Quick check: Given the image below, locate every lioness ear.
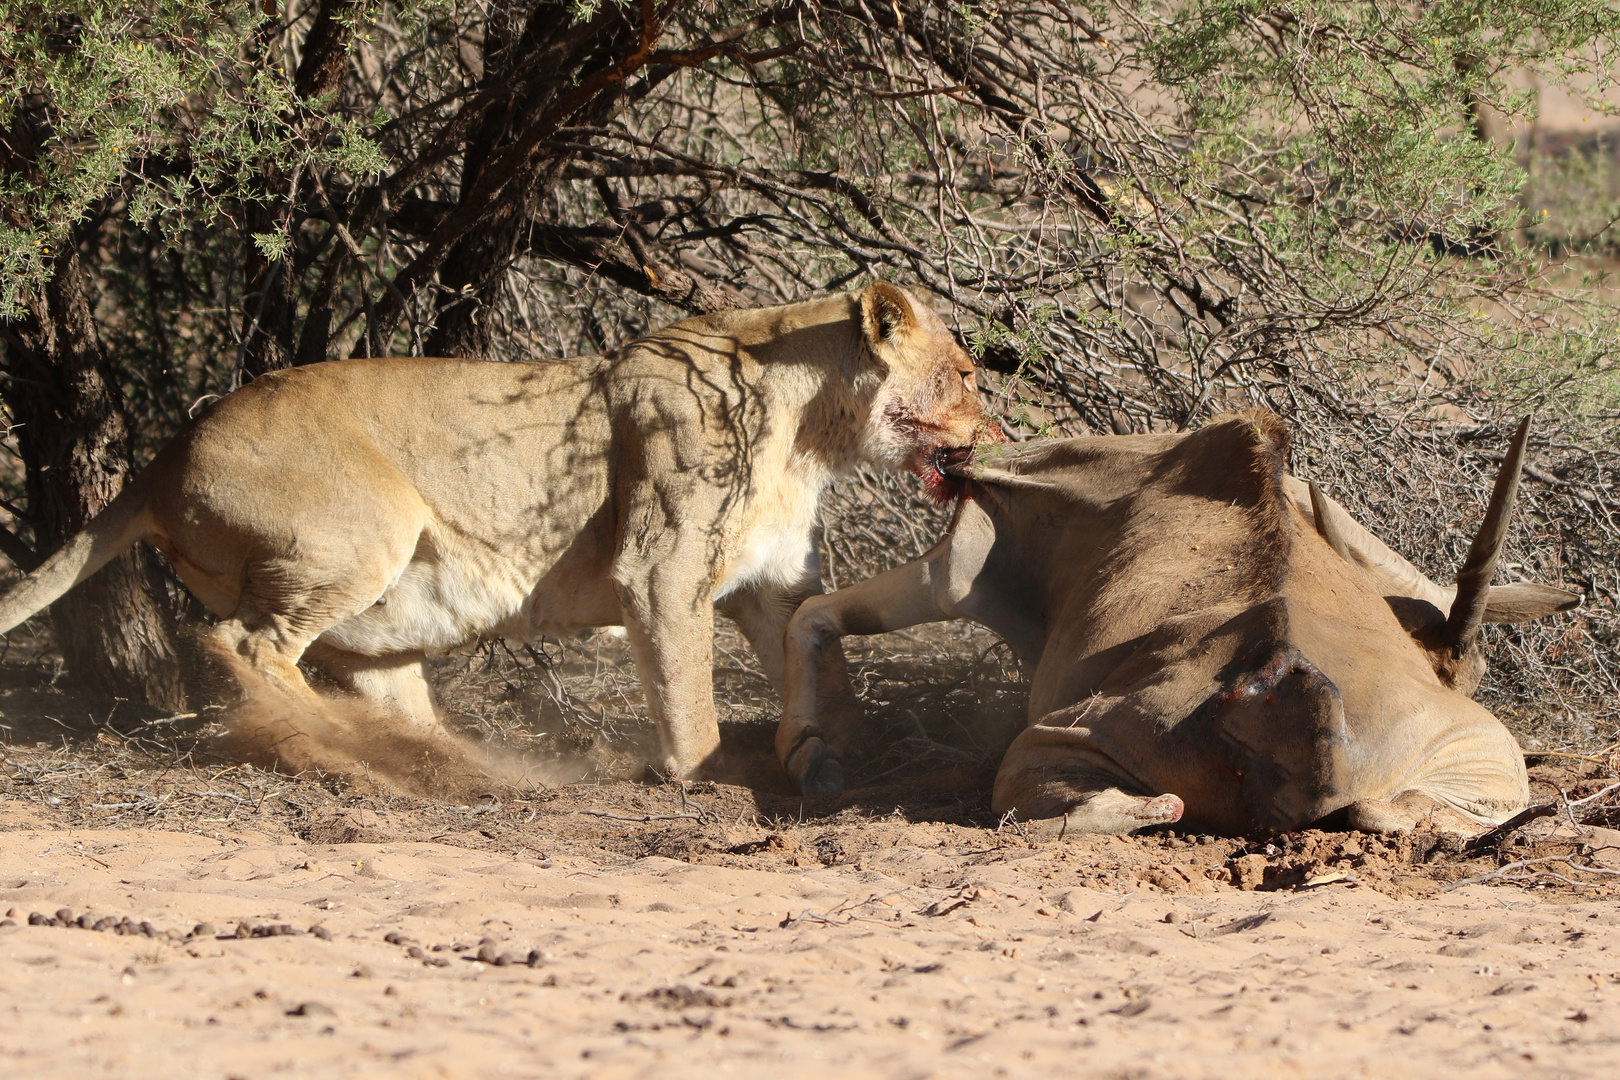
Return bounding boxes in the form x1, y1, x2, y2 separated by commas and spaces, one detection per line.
860, 282, 917, 348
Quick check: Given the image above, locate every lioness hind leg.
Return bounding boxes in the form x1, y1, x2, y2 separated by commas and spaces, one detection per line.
303, 643, 440, 732
209, 616, 322, 703
212, 621, 492, 796
207, 558, 409, 734
207, 614, 337, 773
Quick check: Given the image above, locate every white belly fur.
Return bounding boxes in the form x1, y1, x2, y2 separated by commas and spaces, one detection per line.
327, 523, 816, 654
325, 464, 828, 654
320, 531, 536, 656
714, 513, 818, 601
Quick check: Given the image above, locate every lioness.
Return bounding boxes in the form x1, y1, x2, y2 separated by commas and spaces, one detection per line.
0, 283, 990, 780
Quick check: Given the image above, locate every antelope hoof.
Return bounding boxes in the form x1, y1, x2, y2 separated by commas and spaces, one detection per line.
1136, 793, 1185, 823
787, 737, 845, 796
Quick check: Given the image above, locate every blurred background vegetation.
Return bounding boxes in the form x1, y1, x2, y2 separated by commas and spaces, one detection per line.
1, 0, 1616, 755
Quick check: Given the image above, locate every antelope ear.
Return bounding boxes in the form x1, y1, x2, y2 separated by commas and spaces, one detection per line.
1482, 582, 1583, 624
860, 282, 918, 347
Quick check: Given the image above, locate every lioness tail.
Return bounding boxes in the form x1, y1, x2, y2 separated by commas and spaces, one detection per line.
0, 488, 152, 635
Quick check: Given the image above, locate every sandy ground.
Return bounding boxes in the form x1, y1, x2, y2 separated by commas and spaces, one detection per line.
0, 621, 1616, 1078
3, 775, 1619, 1080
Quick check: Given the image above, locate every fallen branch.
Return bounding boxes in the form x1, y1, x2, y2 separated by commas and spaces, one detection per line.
1465, 779, 1620, 854
1464, 802, 1558, 853
1526, 750, 1620, 772
779, 909, 851, 928
1569, 780, 1620, 813
575, 810, 704, 823
1445, 856, 1620, 891
916, 888, 980, 917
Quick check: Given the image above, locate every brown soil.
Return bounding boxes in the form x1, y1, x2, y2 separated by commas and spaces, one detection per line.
2, 623, 1618, 1078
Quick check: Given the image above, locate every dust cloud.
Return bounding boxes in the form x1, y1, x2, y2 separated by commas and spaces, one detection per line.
213, 657, 596, 801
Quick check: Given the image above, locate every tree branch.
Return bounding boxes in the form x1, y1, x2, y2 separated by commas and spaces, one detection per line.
359, 1, 674, 353
295, 0, 364, 102
0, 522, 40, 571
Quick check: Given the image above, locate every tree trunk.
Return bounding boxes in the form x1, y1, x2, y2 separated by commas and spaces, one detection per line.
0, 239, 189, 711
424, 190, 533, 358
238, 220, 298, 378
237, 12, 298, 379
422, 1, 644, 357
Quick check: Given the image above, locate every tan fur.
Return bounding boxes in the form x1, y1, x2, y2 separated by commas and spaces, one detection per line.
779, 414, 1580, 835
0, 284, 989, 787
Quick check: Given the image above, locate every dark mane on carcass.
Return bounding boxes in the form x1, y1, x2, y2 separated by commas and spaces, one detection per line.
1119, 411, 1297, 606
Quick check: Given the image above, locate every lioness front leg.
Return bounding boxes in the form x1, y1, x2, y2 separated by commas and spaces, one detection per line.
615, 565, 723, 779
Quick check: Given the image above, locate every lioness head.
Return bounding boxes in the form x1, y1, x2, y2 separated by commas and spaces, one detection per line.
858, 282, 993, 500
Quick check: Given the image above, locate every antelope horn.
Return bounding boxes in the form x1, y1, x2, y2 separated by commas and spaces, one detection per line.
1307, 481, 1357, 566
1445, 416, 1531, 655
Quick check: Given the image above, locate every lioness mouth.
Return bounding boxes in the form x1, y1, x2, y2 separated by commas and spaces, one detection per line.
917, 444, 975, 503
939, 445, 977, 478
